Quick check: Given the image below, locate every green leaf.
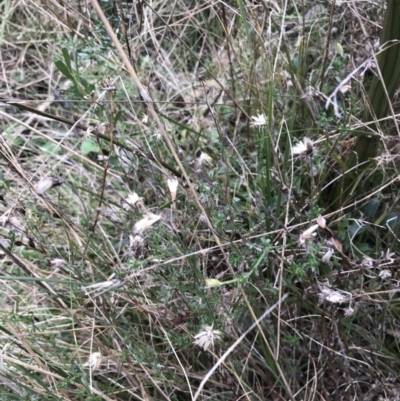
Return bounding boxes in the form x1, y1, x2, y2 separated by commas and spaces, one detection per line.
61, 47, 72, 71
0, 169, 10, 189
55, 60, 74, 81
348, 221, 365, 240
363, 198, 380, 219
19, 249, 46, 261
80, 139, 100, 154
336, 42, 344, 57
84, 83, 95, 94
114, 110, 122, 125
41, 142, 61, 155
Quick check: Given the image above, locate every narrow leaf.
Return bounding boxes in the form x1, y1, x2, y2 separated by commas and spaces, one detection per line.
55, 60, 74, 81
61, 47, 72, 71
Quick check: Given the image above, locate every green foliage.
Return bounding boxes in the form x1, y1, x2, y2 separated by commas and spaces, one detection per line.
55, 48, 95, 98
80, 138, 100, 155
1, 1, 400, 401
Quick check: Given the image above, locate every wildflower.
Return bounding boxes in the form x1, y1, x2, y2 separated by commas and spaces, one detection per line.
133, 212, 161, 233
361, 257, 374, 268
85, 126, 94, 138
81, 279, 122, 293
197, 151, 213, 167
205, 278, 222, 288
153, 130, 163, 141
50, 258, 66, 267
291, 137, 314, 156
250, 113, 267, 128
199, 214, 208, 224
97, 154, 109, 162
167, 178, 179, 201
36, 177, 64, 195
317, 215, 326, 228
318, 286, 349, 304
193, 325, 222, 351
83, 352, 102, 371
379, 269, 392, 279
129, 234, 145, 249
123, 192, 141, 209
382, 249, 395, 262
299, 224, 319, 245
322, 248, 334, 263
343, 306, 355, 317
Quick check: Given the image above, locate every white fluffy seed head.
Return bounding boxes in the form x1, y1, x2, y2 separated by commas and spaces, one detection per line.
299, 224, 319, 245
124, 192, 141, 209
36, 177, 64, 195
193, 325, 222, 351
250, 113, 267, 128
133, 212, 161, 233
167, 178, 179, 201
197, 152, 213, 167
83, 352, 103, 371
291, 137, 314, 156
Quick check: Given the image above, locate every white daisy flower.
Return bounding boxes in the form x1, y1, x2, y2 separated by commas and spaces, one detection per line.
83, 352, 102, 371
361, 257, 374, 268
379, 269, 392, 279
167, 178, 179, 201
133, 212, 161, 233
299, 224, 319, 245
317, 215, 326, 228
50, 258, 66, 267
318, 286, 349, 304
382, 249, 395, 262
193, 325, 222, 351
97, 155, 109, 162
250, 113, 267, 128
123, 192, 141, 209
343, 306, 355, 317
36, 177, 64, 195
197, 152, 213, 167
322, 248, 334, 263
291, 137, 314, 156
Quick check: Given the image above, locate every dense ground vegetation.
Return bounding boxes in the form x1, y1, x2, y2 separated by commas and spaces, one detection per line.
1, 0, 400, 400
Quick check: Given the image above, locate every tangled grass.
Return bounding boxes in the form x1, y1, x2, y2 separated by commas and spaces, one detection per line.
1, 0, 400, 400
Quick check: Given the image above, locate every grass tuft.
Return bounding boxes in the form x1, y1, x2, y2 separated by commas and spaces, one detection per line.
1, 0, 400, 400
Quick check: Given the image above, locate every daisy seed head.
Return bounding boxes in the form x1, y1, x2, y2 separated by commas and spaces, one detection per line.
291, 137, 314, 157
124, 192, 141, 209
133, 212, 161, 234
299, 224, 319, 245
250, 113, 267, 128
36, 177, 64, 195
167, 178, 179, 201
193, 325, 222, 351
83, 352, 103, 371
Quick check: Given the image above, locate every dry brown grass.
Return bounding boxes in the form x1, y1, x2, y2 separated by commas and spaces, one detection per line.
1, 1, 400, 400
